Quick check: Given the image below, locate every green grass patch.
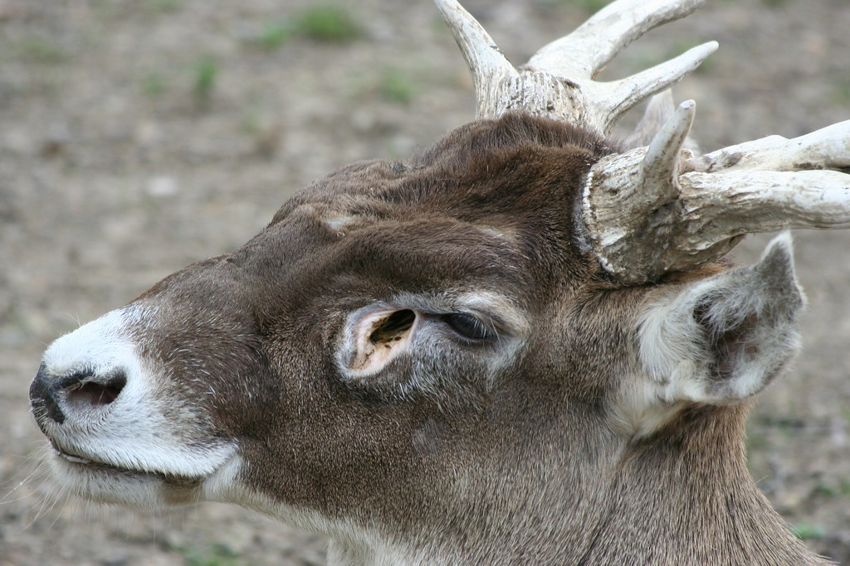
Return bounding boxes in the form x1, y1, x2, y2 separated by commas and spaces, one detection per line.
181, 543, 243, 566
257, 21, 294, 50
193, 56, 219, 103
792, 523, 826, 541
150, 0, 181, 12
832, 78, 850, 106
812, 483, 838, 500
293, 4, 361, 42
14, 36, 68, 64
745, 429, 768, 452
142, 72, 167, 97
378, 67, 417, 104
242, 106, 262, 135
573, 0, 611, 13
251, 4, 362, 49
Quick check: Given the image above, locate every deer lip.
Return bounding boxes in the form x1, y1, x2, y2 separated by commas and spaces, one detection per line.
55, 447, 93, 465
50, 441, 97, 465
49, 441, 203, 486
52, 443, 136, 475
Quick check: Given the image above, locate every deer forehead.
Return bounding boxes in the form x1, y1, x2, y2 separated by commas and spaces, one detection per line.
221, 142, 604, 312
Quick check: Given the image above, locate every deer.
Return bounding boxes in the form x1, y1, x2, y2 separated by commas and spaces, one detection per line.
27, 0, 850, 564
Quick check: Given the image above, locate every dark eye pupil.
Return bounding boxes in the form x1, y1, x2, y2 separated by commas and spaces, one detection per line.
443, 313, 491, 341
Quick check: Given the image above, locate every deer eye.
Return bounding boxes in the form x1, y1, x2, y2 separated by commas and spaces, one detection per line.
441, 313, 494, 341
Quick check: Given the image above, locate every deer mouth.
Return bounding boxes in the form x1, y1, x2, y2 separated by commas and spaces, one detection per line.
54, 445, 94, 465
50, 441, 204, 487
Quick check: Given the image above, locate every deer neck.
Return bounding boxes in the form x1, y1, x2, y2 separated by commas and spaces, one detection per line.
574, 404, 827, 566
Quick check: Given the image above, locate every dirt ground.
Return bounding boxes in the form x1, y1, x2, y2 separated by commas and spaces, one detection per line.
1, 0, 849, 564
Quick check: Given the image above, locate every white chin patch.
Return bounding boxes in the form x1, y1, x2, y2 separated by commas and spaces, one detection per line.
37, 305, 238, 503
44, 448, 179, 508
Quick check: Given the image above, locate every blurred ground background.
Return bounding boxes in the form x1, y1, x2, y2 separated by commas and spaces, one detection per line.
0, 0, 848, 564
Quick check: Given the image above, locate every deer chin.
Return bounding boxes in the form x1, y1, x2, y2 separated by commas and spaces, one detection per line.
41, 434, 238, 508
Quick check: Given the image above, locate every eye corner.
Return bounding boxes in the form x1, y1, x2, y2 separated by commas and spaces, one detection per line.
440, 312, 498, 342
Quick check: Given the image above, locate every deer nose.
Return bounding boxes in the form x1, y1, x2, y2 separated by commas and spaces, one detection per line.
30, 363, 127, 425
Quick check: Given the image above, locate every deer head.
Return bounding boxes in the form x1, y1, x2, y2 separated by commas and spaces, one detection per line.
29, 0, 847, 564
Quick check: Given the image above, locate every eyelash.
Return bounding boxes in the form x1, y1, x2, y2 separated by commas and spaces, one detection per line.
440, 313, 494, 341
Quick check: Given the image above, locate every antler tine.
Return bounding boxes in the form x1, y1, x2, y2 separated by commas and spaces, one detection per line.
434, 0, 519, 116
692, 120, 850, 173
673, 120, 850, 253
436, 0, 716, 134
588, 41, 717, 132
680, 169, 850, 233
528, 0, 709, 80
640, 100, 695, 202
584, 117, 850, 285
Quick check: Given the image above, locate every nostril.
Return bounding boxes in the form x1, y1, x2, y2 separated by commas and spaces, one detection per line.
66, 371, 126, 409
30, 365, 127, 425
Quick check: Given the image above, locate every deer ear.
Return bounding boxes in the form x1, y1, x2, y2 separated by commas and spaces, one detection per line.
638, 233, 805, 405
337, 306, 419, 380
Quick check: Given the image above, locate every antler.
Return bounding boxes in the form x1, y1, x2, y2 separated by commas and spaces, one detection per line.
435, 0, 717, 136
438, 0, 850, 285
584, 104, 850, 284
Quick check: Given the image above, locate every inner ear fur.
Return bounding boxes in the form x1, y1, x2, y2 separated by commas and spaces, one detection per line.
638, 233, 805, 406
